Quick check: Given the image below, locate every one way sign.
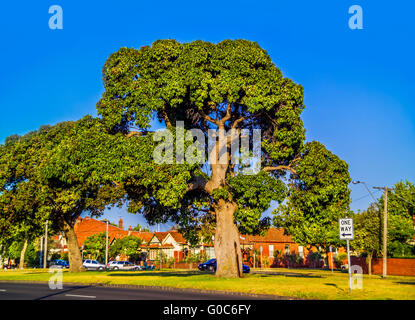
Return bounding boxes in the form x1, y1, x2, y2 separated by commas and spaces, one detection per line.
339, 218, 354, 240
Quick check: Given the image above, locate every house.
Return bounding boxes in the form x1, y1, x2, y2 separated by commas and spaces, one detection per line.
144, 230, 215, 261
239, 228, 312, 266
52, 217, 330, 268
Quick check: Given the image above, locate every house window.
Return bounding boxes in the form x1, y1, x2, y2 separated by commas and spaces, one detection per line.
269, 245, 274, 257
298, 246, 304, 258
284, 244, 290, 255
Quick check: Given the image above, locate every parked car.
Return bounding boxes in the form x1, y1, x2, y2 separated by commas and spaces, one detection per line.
198, 259, 250, 273
107, 260, 140, 271
83, 259, 106, 271
49, 259, 69, 269
2, 264, 17, 270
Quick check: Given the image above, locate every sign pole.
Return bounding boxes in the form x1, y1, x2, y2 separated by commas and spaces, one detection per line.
347, 239, 352, 292
339, 218, 354, 293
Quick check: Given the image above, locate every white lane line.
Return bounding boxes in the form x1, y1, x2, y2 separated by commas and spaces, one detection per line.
0, 289, 6, 292
65, 294, 96, 299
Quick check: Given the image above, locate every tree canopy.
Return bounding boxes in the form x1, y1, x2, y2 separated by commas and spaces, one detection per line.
95, 39, 351, 276
1, 39, 352, 277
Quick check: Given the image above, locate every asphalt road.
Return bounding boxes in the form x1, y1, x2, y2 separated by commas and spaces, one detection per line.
0, 282, 269, 300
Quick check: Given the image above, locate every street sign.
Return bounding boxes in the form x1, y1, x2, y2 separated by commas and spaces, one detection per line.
339, 218, 354, 240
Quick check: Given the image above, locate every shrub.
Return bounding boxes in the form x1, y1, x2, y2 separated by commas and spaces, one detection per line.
167, 257, 175, 268
337, 252, 348, 263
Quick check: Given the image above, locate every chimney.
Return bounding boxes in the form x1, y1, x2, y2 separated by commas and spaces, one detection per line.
119, 218, 123, 230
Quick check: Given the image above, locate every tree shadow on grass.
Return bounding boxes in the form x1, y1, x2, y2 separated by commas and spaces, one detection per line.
253, 271, 324, 278
107, 271, 207, 278
394, 281, 415, 285
324, 283, 345, 291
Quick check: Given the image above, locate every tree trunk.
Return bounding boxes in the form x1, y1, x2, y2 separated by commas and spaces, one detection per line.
214, 199, 242, 278
19, 239, 28, 269
63, 220, 85, 272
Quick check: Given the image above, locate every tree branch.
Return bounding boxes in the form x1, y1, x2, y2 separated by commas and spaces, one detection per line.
200, 111, 219, 126
125, 131, 144, 138
262, 165, 297, 175
219, 103, 232, 125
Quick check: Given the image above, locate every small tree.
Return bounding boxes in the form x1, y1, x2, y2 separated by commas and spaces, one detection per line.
83, 233, 107, 262
351, 205, 381, 275
109, 236, 142, 261
132, 224, 151, 232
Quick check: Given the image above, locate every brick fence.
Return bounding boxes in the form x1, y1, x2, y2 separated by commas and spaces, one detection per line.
350, 257, 415, 276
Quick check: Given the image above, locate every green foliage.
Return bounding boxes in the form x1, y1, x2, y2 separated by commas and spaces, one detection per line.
353, 180, 415, 258
183, 251, 207, 263
25, 241, 40, 268
5, 241, 23, 260
230, 171, 286, 234
274, 141, 351, 249
132, 224, 151, 232
166, 257, 176, 268
154, 251, 168, 265
337, 252, 348, 262
388, 241, 415, 258
351, 204, 381, 258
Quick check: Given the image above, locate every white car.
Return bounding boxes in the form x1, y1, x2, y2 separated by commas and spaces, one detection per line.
83, 259, 106, 271
107, 260, 139, 271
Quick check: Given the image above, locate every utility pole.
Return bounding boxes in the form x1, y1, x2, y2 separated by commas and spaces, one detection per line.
43, 220, 48, 269
373, 186, 390, 278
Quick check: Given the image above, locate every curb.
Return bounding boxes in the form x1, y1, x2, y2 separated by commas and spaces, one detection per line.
0, 279, 301, 300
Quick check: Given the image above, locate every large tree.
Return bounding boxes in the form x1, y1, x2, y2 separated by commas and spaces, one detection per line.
0, 118, 128, 272
96, 39, 351, 277
0, 132, 51, 268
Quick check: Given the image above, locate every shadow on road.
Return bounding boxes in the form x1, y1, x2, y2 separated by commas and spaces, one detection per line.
34, 285, 92, 300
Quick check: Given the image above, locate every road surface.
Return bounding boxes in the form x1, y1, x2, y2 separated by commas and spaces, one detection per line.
0, 282, 271, 300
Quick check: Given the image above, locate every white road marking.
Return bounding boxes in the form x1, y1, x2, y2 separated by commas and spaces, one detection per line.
0, 289, 6, 292
65, 294, 96, 299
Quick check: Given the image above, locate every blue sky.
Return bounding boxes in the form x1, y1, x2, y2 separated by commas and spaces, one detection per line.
1, 1, 414, 231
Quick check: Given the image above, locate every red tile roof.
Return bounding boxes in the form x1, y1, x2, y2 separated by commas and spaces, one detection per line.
154, 232, 169, 242
168, 230, 187, 244
74, 218, 294, 250
239, 228, 294, 244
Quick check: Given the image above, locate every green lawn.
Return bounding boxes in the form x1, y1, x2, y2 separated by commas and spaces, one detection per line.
0, 268, 414, 300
